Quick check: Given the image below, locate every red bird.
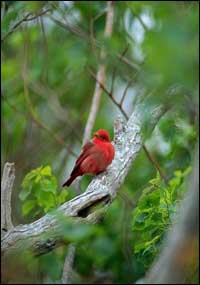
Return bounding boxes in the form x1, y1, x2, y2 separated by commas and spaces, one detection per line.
62, 129, 115, 187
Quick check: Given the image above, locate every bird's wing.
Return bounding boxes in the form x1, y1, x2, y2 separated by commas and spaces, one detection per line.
75, 141, 95, 166
69, 141, 95, 177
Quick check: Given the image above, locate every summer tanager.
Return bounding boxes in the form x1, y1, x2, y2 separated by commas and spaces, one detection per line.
62, 129, 115, 187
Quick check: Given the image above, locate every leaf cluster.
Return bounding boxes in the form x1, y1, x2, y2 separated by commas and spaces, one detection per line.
132, 166, 191, 268
19, 165, 68, 217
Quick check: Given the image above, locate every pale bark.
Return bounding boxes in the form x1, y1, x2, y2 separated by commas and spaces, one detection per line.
1, 162, 15, 233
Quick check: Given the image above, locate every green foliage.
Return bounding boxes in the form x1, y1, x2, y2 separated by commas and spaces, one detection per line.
19, 166, 68, 216
132, 166, 191, 268
2, 1, 198, 284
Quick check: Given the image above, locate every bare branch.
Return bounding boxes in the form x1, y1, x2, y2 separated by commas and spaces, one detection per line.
87, 67, 129, 120
110, 45, 130, 95
82, 1, 114, 144
117, 54, 140, 71
61, 244, 76, 284
126, 2, 149, 32
40, 16, 49, 82
120, 79, 133, 107
1, 163, 15, 233
48, 14, 87, 39
1, 9, 51, 42
1, 98, 164, 257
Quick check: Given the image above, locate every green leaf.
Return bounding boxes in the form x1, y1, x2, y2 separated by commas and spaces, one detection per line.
22, 200, 36, 216
21, 167, 42, 189
36, 191, 56, 213
19, 185, 32, 201
35, 175, 41, 183
174, 170, 182, 177
57, 190, 68, 205
40, 165, 52, 176
135, 212, 147, 223
182, 166, 192, 177
41, 177, 57, 194
169, 177, 181, 187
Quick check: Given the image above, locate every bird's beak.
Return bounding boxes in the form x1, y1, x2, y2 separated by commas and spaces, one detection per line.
94, 132, 100, 138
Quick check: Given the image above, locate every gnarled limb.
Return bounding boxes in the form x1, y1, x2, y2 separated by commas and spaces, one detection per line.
1, 102, 164, 257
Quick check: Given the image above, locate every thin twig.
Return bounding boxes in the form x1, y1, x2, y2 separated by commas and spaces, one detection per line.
118, 192, 135, 208
48, 14, 87, 39
117, 54, 140, 71
120, 79, 133, 106
1, 9, 51, 42
126, 2, 149, 32
1, 93, 26, 117
110, 68, 117, 96
90, 16, 96, 53
143, 144, 168, 184
40, 16, 49, 82
110, 45, 130, 95
87, 66, 129, 120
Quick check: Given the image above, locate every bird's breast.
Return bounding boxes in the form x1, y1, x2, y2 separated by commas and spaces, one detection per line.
80, 142, 115, 174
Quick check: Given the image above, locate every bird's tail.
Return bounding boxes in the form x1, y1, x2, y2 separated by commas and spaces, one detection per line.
62, 164, 82, 187
62, 174, 78, 187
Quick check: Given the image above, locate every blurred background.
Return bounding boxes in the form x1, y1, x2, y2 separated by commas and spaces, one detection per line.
1, 1, 199, 284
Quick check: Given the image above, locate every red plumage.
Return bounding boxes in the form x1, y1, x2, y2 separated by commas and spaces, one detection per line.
62, 129, 115, 187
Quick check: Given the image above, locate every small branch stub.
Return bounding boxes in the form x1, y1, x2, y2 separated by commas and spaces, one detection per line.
1, 162, 15, 233
61, 244, 76, 284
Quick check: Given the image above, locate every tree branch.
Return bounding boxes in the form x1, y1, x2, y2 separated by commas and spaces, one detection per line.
88, 66, 168, 182
1, 163, 15, 233
1, 97, 166, 258
87, 66, 129, 120
1, 94, 166, 257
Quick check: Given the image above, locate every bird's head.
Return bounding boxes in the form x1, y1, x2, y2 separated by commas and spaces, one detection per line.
94, 129, 110, 142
